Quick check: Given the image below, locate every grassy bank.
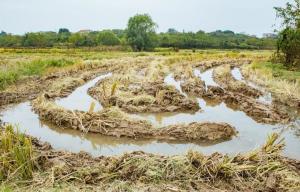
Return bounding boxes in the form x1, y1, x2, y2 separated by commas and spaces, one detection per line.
249, 62, 300, 82
242, 61, 300, 107
0, 48, 130, 90
0, 58, 76, 90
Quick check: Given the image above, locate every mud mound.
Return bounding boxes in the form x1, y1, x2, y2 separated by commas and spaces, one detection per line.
213, 65, 262, 98
203, 86, 291, 124
89, 77, 200, 113
181, 77, 206, 96
205, 85, 226, 98
224, 93, 291, 124
32, 95, 154, 138
194, 59, 252, 70
159, 122, 236, 141
45, 77, 85, 98
31, 95, 236, 142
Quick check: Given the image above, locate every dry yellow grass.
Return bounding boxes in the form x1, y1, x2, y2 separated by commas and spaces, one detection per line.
242, 63, 300, 106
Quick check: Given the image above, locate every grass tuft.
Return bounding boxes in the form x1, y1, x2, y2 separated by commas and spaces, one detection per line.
0, 125, 34, 181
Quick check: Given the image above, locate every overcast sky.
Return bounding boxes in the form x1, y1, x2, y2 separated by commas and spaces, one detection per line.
0, 0, 291, 36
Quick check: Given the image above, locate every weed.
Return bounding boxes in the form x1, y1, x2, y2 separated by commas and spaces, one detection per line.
111, 81, 118, 96
0, 125, 34, 181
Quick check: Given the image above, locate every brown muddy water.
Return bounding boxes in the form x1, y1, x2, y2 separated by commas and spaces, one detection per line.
1, 71, 300, 159
55, 73, 112, 112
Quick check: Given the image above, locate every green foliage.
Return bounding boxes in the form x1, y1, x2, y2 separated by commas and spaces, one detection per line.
0, 71, 19, 90
0, 16, 276, 50
276, 28, 300, 67
58, 28, 71, 43
97, 31, 121, 46
126, 14, 158, 51
0, 34, 22, 47
158, 30, 275, 50
69, 33, 96, 47
58, 28, 70, 34
0, 29, 275, 50
20, 59, 74, 76
0, 125, 34, 181
22, 32, 57, 47
274, 0, 300, 68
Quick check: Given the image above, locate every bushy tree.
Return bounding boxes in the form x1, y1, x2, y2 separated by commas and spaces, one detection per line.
126, 14, 158, 51
22, 32, 57, 47
97, 31, 121, 46
58, 28, 71, 42
0, 34, 22, 47
274, 0, 300, 68
68, 33, 96, 47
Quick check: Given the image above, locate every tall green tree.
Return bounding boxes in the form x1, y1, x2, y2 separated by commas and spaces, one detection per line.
274, 0, 300, 68
126, 14, 157, 51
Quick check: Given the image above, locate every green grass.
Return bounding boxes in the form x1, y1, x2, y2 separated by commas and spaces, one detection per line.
0, 59, 75, 90
20, 59, 74, 76
250, 61, 300, 82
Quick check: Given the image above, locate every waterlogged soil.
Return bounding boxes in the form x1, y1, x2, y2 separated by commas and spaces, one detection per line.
0, 59, 300, 159
55, 73, 112, 112
1, 66, 300, 160
231, 67, 272, 105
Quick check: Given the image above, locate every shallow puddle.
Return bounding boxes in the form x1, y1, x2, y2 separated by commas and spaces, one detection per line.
194, 69, 218, 89
232, 67, 272, 105
231, 67, 244, 81
164, 74, 186, 96
1, 72, 300, 159
55, 73, 112, 112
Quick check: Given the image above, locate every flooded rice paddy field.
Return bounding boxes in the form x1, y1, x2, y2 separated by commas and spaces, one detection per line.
1, 56, 299, 159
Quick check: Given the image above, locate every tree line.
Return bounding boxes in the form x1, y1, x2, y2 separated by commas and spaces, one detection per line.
0, 26, 276, 50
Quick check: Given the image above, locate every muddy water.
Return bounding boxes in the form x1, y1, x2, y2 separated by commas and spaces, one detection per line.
164, 74, 186, 96
1, 72, 300, 159
135, 70, 300, 159
55, 73, 112, 112
231, 67, 272, 105
194, 69, 218, 89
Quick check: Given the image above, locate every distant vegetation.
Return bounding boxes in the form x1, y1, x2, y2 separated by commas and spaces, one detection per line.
0, 20, 276, 50
126, 14, 158, 51
274, 0, 300, 68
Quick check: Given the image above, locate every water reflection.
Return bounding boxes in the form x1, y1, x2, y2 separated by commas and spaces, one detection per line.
55, 73, 112, 112
0, 71, 299, 159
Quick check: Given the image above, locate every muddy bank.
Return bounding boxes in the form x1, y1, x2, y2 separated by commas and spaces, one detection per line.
159, 122, 236, 142
213, 64, 263, 98
168, 65, 290, 124
31, 95, 236, 142
193, 58, 252, 70
241, 66, 300, 109
88, 75, 200, 113
204, 85, 290, 124
11, 130, 300, 191
181, 77, 206, 96
32, 95, 153, 138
